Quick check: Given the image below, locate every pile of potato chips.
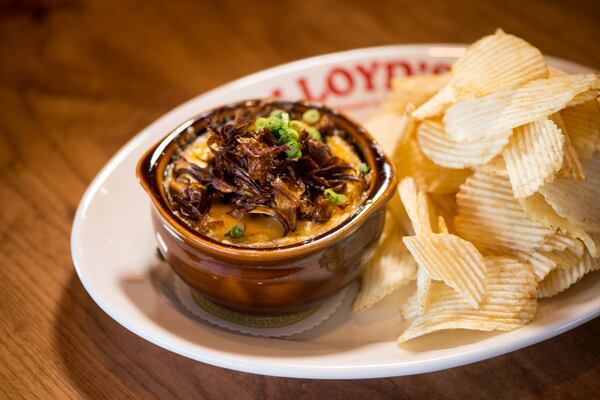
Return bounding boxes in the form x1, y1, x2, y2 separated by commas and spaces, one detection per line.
353, 29, 600, 344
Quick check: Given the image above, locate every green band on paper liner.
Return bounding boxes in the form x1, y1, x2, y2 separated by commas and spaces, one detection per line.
191, 289, 319, 329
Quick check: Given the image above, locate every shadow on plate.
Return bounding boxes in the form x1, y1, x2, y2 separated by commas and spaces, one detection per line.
118, 261, 354, 357
116, 259, 514, 355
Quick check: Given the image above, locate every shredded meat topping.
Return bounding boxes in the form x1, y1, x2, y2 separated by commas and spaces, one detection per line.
166, 106, 364, 234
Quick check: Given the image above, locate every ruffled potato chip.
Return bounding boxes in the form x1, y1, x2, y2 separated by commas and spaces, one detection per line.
413, 29, 548, 120
472, 155, 508, 176
548, 66, 567, 78
412, 85, 456, 121
560, 100, 600, 164
518, 250, 557, 282
444, 74, 600, 143
437, 215, 449, 234
550, 113, 585, 180
403, 233, 487, 309
455, 172, 554, 252
560, 134, 586, 180
385, 73, 451, 114
568, 89, 600, 108
538, 231, 582, 252
450, 29, 548, 95
518, 240, 583, 281
386, 192, 415, 237
540, 155, 600, 233
415, 267, 433, 314
520, 193, 598, 258
353, 211, 417, 312
398, 256, 537, 343
418, 119, 510, 169
397, 179, 471, 314
538, 251, 600, 298
398, 177, 436, 235
394, 133, 471, 195
364, 109, 414, 156
391, 73, 452, 97
503, 119, 564, 198
548, 245, 584, 268
351, 29, 598, 343
429, 193, 458, 232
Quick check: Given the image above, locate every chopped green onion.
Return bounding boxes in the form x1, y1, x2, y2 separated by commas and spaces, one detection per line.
270, 109, 289, 125
323, 189, 348, 205
306, 127, 321, 140
265, 115, 283, 131
286, 127, 299, 141
289, 120, 304, 132
285, 141, 302, 158
359, 162, 370, 174
277, 127, 299, 144
302, 109, 321, 125
255, 117, 267, 132
224, 224, 245, 239
276, 130, 288, 144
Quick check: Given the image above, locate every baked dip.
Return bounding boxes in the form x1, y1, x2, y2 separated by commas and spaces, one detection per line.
163, 102, 372, 247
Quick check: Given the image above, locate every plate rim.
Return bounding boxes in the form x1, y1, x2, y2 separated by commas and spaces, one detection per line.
71, 43, 598, 379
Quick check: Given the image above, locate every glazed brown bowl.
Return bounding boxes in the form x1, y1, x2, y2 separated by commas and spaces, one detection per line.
137, 99, 397, 314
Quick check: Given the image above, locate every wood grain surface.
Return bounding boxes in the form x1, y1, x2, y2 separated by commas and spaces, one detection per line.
1, 0, 599, 398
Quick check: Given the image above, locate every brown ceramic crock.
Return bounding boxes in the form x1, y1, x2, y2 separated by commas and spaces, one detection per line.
137, 99, 397, 314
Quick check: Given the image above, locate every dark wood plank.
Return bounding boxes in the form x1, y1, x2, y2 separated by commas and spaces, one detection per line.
1, 0, 599, 398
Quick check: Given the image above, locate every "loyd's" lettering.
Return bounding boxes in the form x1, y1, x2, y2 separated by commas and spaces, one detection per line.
270, 59, 450, 100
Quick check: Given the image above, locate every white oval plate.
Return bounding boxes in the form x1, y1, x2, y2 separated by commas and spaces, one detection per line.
71, 44, 600, 379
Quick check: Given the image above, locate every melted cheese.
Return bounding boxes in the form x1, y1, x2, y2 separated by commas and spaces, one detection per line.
175, 133, 368, 248
182, 133, 213, 168
203, 200, 362, 248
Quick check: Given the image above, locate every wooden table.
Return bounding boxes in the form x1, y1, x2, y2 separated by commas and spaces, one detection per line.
1, 0, 599, 398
